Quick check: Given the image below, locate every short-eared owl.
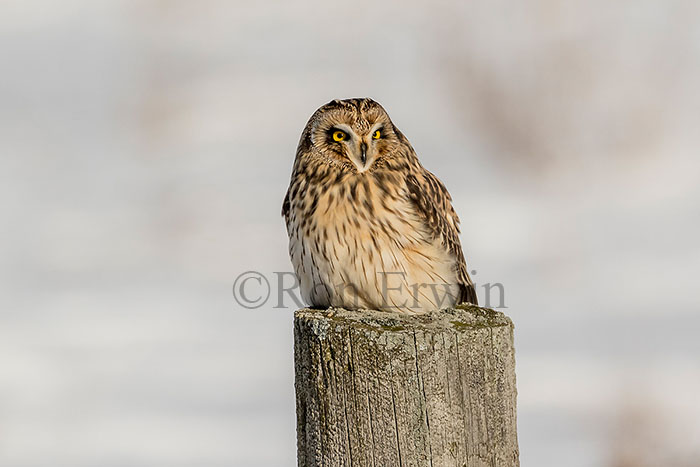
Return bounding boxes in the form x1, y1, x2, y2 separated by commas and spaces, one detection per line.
283, 98, 477, 313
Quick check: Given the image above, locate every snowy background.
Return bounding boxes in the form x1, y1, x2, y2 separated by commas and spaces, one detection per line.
1, 1, 699, 466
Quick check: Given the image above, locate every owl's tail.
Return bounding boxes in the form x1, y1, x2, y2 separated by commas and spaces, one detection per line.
460, 283, 479, 306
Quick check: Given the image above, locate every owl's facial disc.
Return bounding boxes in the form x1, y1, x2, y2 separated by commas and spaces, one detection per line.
328, 122, 384, 173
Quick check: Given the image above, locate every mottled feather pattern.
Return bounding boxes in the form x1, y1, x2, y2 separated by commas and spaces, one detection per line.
405, 170, 478, 305
283, 98, 477, 313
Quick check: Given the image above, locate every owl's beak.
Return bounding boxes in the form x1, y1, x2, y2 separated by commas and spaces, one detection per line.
360, 142, 367, 165
349, 140, 372, 172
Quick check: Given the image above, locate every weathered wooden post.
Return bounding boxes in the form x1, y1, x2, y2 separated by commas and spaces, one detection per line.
294, 304, 519, 467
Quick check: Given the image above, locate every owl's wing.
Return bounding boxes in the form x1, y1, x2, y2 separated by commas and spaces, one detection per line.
282, 187, 290, 220
406, 169, 478, 305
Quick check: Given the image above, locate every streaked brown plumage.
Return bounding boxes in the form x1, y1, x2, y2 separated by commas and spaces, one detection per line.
283, 98, 477, 313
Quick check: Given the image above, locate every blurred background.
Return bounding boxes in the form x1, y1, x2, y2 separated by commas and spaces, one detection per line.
1, 1, 699, 466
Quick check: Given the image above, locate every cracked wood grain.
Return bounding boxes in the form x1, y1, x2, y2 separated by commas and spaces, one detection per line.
294, 305, 519, 467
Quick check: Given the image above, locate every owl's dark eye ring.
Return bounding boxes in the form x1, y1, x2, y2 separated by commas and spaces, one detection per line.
332, 130, 347, 142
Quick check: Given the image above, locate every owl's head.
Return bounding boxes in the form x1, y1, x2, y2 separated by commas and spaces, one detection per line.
299, 98, 406, 173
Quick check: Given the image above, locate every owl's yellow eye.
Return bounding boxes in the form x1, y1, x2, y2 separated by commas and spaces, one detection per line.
373, 130, 381, 139
332, 131, 347, 142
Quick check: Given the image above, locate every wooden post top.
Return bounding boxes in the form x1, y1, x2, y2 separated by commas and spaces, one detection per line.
294, 304, 513, 333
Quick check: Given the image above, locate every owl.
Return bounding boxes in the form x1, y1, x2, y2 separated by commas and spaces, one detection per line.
282, 98, 477, 313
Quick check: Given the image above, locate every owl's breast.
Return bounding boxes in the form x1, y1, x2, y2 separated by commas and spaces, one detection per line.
287, 171, 460, 313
